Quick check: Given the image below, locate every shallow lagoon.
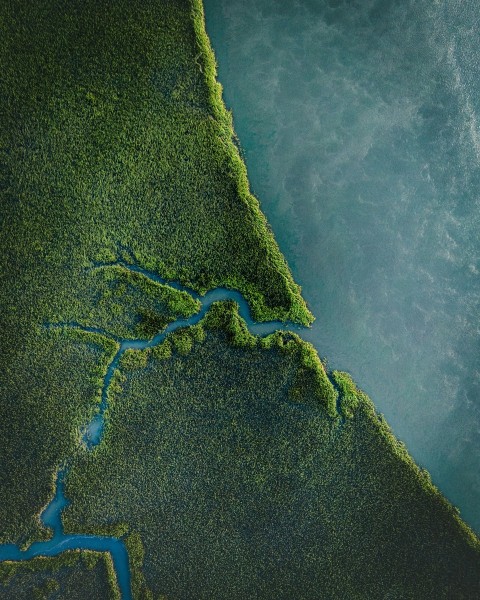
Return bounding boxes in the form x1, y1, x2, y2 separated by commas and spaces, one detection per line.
204, 0, 480, 530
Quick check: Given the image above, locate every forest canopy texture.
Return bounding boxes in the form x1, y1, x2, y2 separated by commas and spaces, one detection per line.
0, 0, 479, 599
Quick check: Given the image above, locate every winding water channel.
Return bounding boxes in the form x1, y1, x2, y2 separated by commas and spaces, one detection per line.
0, 262, 308, 599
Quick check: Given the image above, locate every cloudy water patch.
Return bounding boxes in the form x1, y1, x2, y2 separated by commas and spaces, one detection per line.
204, 0, 480, 529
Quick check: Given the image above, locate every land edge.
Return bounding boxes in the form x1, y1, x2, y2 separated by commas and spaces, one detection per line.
58, 300, 480, 598
189, 0, 313, 326
1, 0, 478, 595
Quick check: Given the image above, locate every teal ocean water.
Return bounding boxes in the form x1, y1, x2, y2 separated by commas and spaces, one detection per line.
204, 0, 480, 530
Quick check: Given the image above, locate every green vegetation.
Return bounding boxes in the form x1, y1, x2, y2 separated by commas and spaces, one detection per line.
0, 0, 310, 323
0, 329, 115, 545
0, 551, 120, 599
75, 265, 201, 339
64, 304, 480, 599
332, 370, 360, 419
0, 0, 310, 546
2, 0, 480, 597
202, 301, 338, 415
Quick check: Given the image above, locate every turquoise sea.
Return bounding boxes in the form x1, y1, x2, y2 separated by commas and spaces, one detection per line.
204, 0, 480, 531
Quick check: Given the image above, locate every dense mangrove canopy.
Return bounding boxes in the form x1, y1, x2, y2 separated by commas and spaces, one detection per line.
1, 0, 479, 598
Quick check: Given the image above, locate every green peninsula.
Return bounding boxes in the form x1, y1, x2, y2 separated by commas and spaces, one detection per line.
0, 0, 479, 599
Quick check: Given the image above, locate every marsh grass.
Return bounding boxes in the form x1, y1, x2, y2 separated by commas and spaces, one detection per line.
0, 551, 120, 600
64, 303, 480, 599
0, 0, 310, 544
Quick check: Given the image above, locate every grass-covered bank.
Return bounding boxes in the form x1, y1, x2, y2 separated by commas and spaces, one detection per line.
0, 0, 310, 323
0, 329, 117, 545
0, 0, 310, 545
0, 550, 120, 599
64, 304, 480, 599
2, 0, 480, 597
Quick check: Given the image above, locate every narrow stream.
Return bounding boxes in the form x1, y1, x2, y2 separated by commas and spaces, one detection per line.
0, 469, 131, 598
0, 262, 309, 599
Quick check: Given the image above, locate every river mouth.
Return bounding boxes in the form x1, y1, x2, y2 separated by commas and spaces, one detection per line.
3, 3, 479, 592
203, 0, 480, 532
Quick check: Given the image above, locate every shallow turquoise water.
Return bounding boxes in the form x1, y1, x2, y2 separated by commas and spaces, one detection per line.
204, 0, 480, 530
